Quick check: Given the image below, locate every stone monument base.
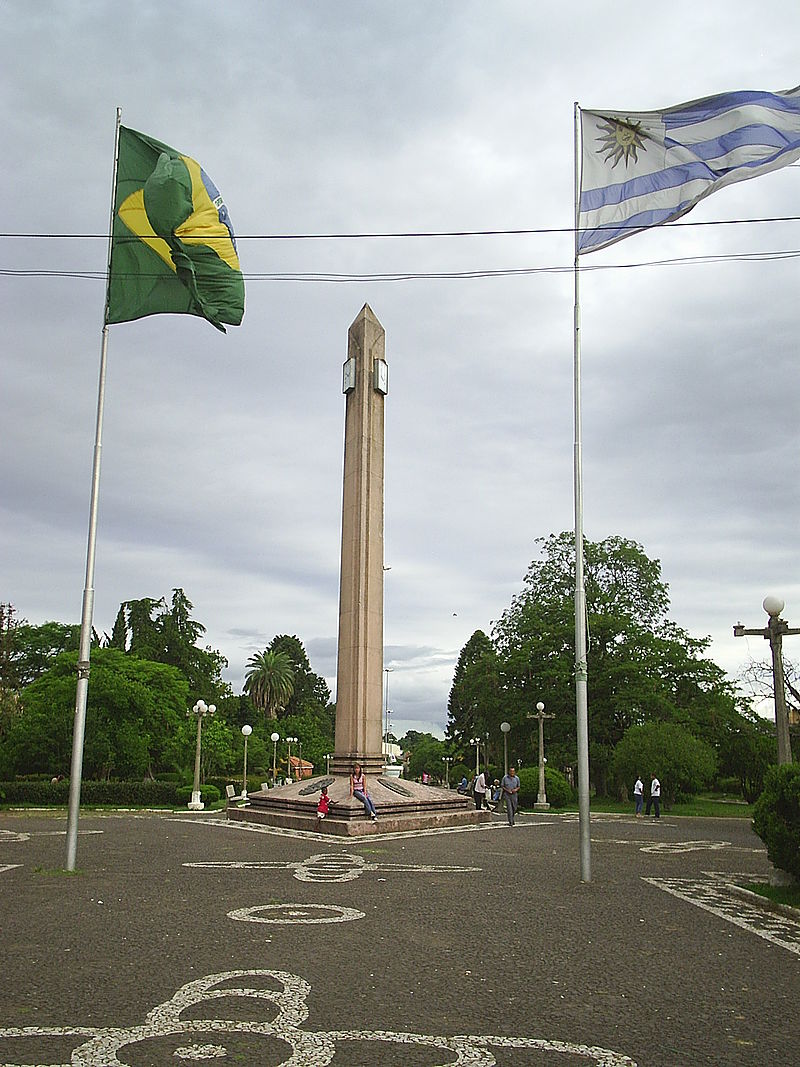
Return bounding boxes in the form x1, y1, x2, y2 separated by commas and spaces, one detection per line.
226, 774, 491, 836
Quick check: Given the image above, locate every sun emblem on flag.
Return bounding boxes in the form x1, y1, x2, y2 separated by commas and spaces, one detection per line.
596, 117, 647, 168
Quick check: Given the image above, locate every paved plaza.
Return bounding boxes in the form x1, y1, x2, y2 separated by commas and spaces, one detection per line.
0, 807, 797, 1066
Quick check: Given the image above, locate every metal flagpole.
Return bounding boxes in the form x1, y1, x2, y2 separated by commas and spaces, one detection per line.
65, 107, 122, 871
573, 102, 591, 882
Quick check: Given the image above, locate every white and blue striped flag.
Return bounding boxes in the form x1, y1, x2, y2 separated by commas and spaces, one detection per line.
578, 86, 800, 254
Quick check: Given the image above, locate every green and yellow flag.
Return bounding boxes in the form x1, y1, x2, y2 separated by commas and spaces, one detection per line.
107, 126, 244, 332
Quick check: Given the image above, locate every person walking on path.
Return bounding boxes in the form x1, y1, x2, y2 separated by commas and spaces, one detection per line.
350, 763, 378, 820
645, 773, 661, 818
473, 768, 488, 810
634, 775, 644, 816
501, 766, 521, 825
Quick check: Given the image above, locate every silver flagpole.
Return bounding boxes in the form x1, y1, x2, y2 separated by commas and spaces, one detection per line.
573, 102, 591, 882
65, 107, 122, 871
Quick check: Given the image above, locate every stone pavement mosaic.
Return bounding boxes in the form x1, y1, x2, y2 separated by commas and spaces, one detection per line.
644, 871, 800, 956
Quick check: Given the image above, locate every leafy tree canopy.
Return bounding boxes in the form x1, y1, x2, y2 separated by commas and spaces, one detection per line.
1, 603, 82, 690
243, 649, 295, 720
104, 589, 228, 703
398, 732, 447, 781
3, 648, 188, 780
610, 721, 718, 804
448, 533, 743, 795
271, 709, 334, 779
268, 634, 333, 726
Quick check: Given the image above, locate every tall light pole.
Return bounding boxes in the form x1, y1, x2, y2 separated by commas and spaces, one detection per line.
469, 737, 481, 778
383, 667, 394, 765
442, 756, 453, 787
286, 736, 298, 781
187, 700, 215, 810
734, 596, 799, 765
270, 731, 280, 786
531, 701, 555, 810
500, 722, 511, 778
240, 725, 252, 800
325, 752, 332, 775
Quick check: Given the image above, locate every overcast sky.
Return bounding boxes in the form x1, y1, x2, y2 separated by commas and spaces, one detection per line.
2, 1, 798, 740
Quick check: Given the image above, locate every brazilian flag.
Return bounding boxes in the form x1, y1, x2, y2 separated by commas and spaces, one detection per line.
107, 126, 244, 333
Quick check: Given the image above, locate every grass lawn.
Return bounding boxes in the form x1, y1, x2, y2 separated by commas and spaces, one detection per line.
743, 881, 800, 910
550, 795, 754, 819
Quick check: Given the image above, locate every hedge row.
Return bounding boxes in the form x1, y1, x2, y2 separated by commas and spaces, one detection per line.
0, 780, 220, 807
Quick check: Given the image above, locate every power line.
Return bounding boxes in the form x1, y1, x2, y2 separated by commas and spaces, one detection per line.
3, 246, 800, 283
2, 214, 800, 242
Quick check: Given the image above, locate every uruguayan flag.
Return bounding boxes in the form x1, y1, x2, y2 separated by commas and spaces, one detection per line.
578, 86, 800, 254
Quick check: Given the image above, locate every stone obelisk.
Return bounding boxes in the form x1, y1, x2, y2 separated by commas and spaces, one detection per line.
229, 305, 481, 834
331, 304, 387, 776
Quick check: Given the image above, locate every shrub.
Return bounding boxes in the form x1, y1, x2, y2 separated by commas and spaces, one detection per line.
156, 771, 182, 784
543, 767, 574, 807
175, 784, 221, 805
206, 776, 237, 795
610, 721, 717, 805
752, 763, 800, 879
517, 766, 574, 808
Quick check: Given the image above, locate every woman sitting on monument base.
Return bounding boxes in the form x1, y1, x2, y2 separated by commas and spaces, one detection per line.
350, 763, 378, 820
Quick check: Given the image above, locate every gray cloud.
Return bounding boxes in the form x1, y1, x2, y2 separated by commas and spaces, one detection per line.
3, 1, 799, 741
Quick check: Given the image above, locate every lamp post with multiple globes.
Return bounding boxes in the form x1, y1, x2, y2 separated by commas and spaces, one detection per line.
187, 700, 216, 811
241, 725, 252, 800
285, 736, 298, 782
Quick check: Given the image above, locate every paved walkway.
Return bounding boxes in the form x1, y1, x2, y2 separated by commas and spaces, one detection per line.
0, 808, 797, 1066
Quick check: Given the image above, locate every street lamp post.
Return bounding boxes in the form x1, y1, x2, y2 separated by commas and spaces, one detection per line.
442, 756, 453, 787
531, 701, 555, 810
500, 722, 511, 778
270, 731, 280, 786
241, 725, 252, 800
187, 700, 216, 810
734, 596, 799, 765
469, 737, 481, 778
285, 736, 298, 781
383, 667, 394, 766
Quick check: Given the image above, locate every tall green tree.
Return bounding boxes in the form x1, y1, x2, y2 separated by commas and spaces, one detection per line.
0, 603, 22, 750
104, 589, 228, 703
406, 734, 447, 782
5, 649, 188, 779
610, 721, 717, 805
1, 614, 82, 689
272, 709, 334, 778
457, 532, 740, 795
243, 649, 295, 720
717, 710, 777, 802
268, 634, 332, 727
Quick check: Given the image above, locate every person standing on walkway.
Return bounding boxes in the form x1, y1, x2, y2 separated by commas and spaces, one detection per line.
634, 775, 644, 816
501, 765, 521, 825
350, 763, 378, 820
645, 773, 661, 818
473, 767, 487, 810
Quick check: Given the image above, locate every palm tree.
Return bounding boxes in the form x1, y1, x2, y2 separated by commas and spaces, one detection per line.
243, 649, 295, 719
